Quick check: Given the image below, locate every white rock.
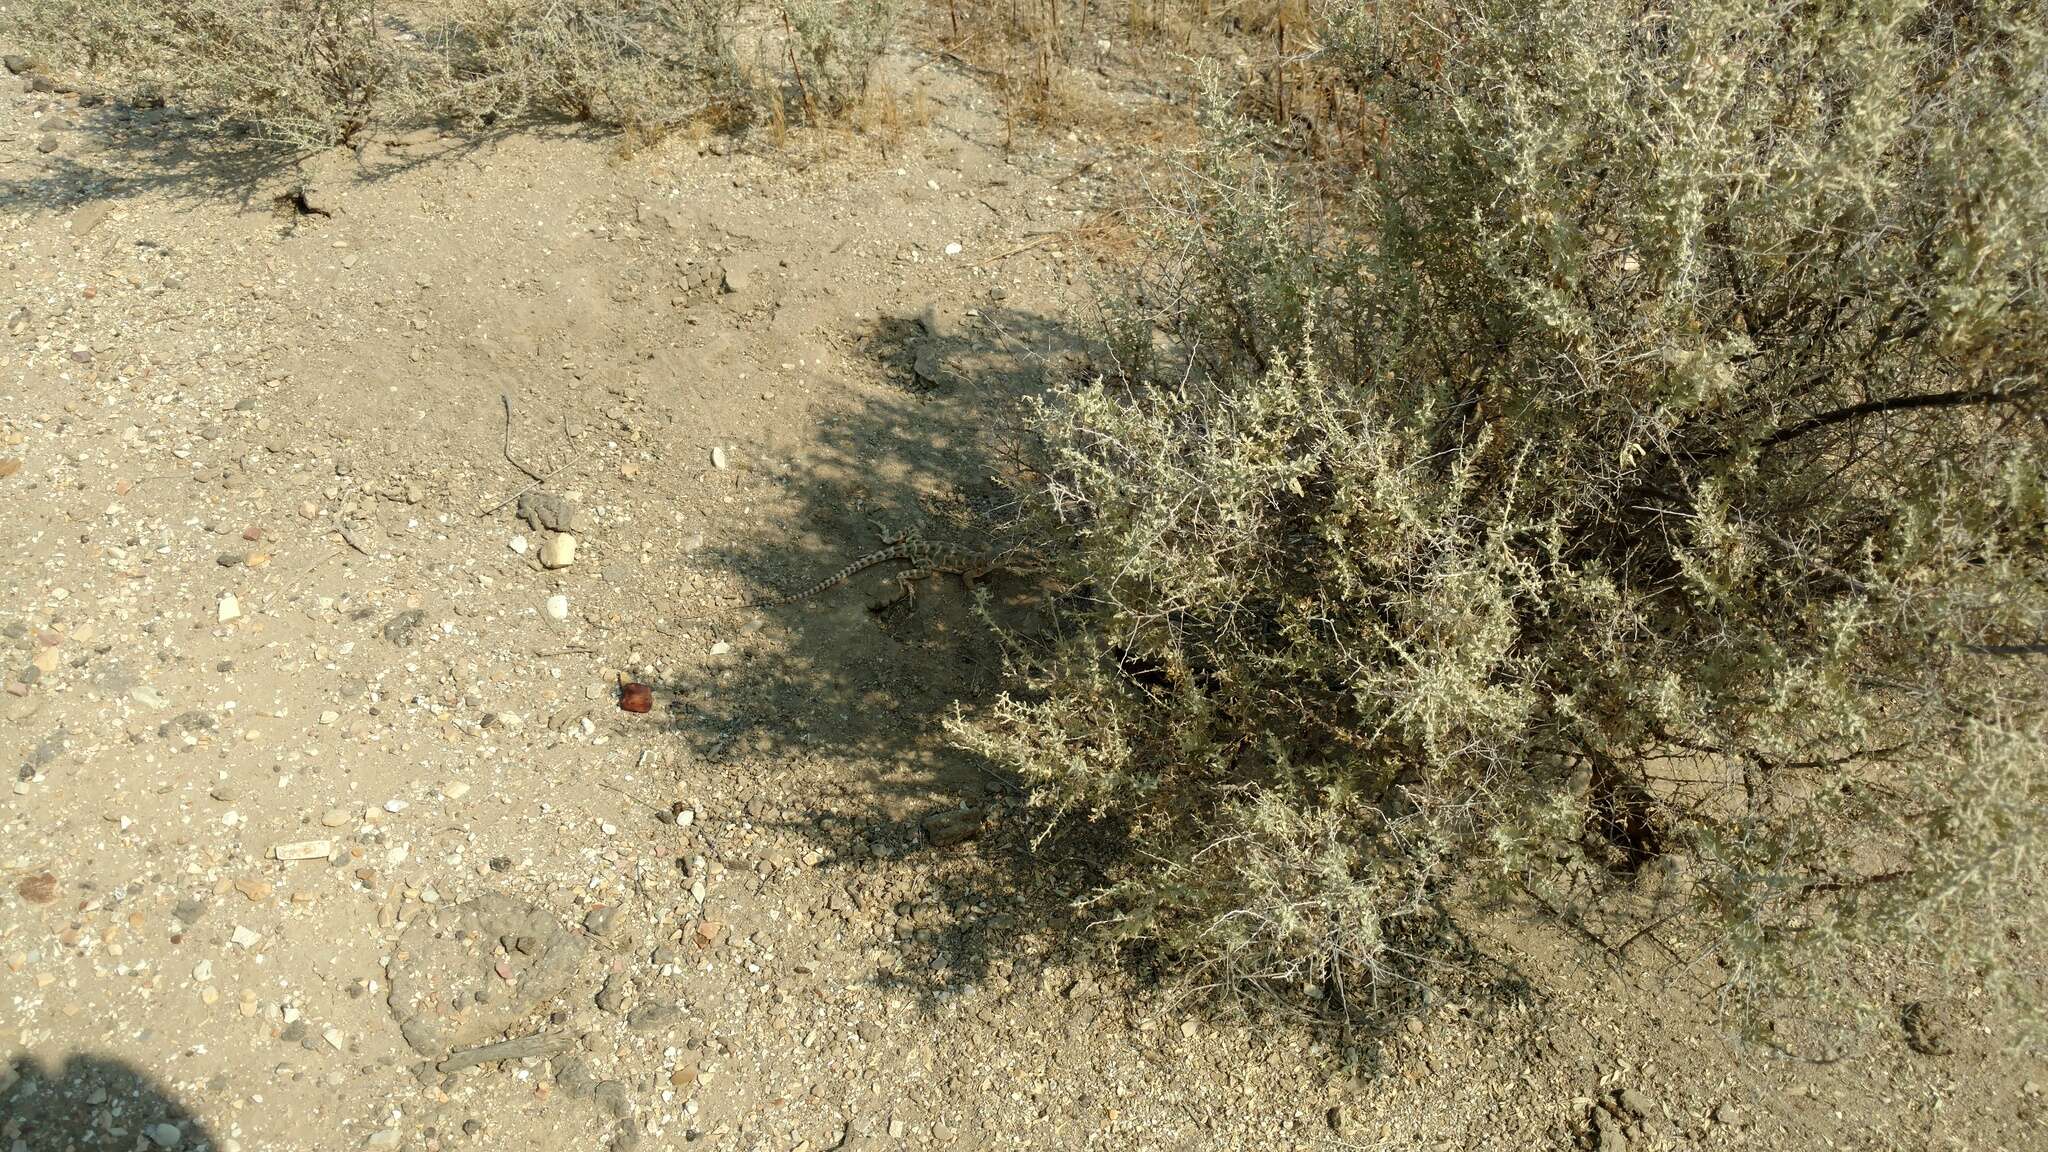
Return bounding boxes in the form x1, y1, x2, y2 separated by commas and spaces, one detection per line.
539, 533, 577, 569
217, 593, 242, 623
442, 781, 470, 801
545, 594, 570, 621
384, 798, 408, 813
509, 534, 529, 554
319, 710, 339, 725
271, 839, 332, 861
709, 640, 731, 656
193, 959, 213, 982
230, 925, 261, 949
711, 445, 729, 470
944, 242, 962, 256
130, 685, 168, 709
145, 1122, 182, 1149
323, 1026, 346, 1050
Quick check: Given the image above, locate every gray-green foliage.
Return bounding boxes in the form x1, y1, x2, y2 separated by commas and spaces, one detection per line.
432, 0, 754, 134
17, 0, 880, 145
780, 0, 894, 117
954, 0, 2048, 1031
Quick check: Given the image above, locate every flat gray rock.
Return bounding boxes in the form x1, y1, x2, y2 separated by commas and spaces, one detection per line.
516, 491, 577, 534
385, 895, 586, 1059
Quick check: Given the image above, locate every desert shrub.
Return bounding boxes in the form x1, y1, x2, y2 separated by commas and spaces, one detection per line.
779, 0, 895, 118
20, 0, 403, 146
18, 0, 910, 144
954, 0, 2048, 1034
430, 0, 754, 134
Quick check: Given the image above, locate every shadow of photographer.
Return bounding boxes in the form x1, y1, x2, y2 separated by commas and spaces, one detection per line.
2, 1051, 219, 1152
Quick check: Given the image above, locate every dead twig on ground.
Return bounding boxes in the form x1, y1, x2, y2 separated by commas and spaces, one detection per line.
436, 1032, 573, 1073
596, 779, 667, 817
474, 392, 572, 518
499, 392, 544, 482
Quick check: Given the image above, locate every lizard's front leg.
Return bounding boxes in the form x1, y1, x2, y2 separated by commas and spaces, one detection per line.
888, 566, 933, 609
866, 515, 913, 547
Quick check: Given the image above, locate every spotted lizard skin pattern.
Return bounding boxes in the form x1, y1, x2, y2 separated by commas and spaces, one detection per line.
740, 539, 991, 608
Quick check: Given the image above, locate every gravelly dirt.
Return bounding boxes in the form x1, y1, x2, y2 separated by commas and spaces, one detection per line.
1, 38, 2040, 1152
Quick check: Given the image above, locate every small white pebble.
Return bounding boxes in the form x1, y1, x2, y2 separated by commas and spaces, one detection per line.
545, 594, 570, 621
384, 799, 408, 813
510, 534, 528, 555
711, 446, 730, 470
442, 782, 471, 801
945, 242, 962, 256
217, 593, 242, 623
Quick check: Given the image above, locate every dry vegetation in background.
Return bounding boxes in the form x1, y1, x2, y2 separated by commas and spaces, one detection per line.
15, 0, 901, 145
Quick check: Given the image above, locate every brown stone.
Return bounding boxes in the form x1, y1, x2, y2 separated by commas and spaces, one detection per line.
921, 808, 985, 848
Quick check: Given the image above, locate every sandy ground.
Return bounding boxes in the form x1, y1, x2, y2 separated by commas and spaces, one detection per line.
1, 36, 2041, 1152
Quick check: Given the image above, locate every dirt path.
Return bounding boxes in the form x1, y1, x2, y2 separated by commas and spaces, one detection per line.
1, 46, 2035, 1152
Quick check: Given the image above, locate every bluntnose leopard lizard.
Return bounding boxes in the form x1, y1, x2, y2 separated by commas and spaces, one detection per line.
737, 537, 998, 609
